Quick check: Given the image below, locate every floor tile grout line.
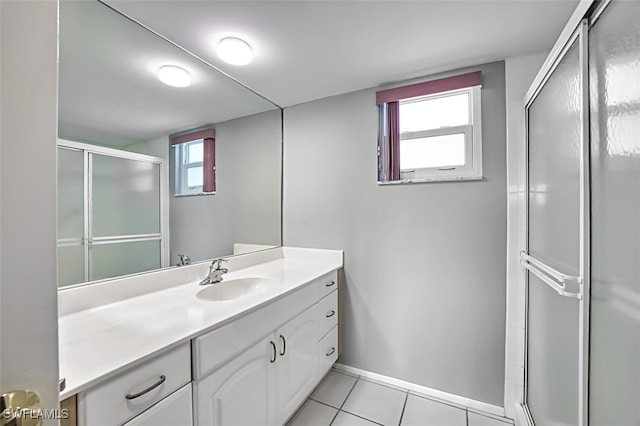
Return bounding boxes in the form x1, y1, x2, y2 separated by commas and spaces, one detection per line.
328, 408, 340, 426
329, 375, 360, 426
339, 409, 385, 426
309, 398, 342, 411
338, 375, 360, 410
397, 391, 409, 426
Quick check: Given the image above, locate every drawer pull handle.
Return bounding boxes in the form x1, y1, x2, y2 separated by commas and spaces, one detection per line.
326, 310, 336, 318
325, 281, 335, 287
326, 347, 336, 357
125, 375, 166, 400
270, 341, 277, 363
279, 335, 286, 356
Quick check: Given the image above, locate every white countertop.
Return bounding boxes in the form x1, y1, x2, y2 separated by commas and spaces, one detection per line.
58, 247, 343, 400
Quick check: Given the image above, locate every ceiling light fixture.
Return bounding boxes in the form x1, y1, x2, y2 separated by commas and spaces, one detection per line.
217, 37, 253, 66
158, 65, 191, 87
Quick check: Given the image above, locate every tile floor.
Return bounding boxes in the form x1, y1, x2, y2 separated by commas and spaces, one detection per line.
288, 369, 514, 426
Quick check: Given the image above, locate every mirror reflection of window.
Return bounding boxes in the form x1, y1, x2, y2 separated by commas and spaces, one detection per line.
171, 129, 216, 196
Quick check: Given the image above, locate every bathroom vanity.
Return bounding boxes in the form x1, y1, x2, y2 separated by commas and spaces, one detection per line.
58, 247, 343, 426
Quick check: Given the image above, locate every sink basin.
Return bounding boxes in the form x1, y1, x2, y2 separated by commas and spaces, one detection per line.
196, 277, 276, 302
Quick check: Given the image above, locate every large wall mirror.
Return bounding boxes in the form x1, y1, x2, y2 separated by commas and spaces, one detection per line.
57, 0, 282, 288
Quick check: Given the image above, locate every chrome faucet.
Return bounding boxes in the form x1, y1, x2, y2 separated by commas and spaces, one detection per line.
177, 254, 191, 266
199, 258, 228, 285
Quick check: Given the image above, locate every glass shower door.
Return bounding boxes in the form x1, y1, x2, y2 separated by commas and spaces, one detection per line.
89, 153, 162, 281
589, 1, 640, 424
523, 24, 588, 426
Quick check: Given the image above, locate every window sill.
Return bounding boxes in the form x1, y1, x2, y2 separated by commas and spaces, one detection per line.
378, 175, 483, 185
173, 191, 216, 197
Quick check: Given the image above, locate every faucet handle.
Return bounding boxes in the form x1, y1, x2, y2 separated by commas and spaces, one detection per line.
177, 254, 191, 266
211, 257, 228, 270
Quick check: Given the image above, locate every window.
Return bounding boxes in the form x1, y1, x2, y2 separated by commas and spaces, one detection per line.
377, 71, 483, 183
171, 128, 216, 195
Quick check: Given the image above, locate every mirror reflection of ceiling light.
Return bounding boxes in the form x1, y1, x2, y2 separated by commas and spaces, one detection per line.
217, 37, 253, 66
158, 65, 191, 87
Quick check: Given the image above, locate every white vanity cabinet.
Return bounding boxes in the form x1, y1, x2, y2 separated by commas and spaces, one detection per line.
194, 336, 277, 425
276, 304, 319, 424
193, 270, 339, 426
67, 264, 341, 426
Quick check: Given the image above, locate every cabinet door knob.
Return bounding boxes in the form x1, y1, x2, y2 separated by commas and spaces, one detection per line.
325, 281, 335, 287
279, 335, 286, 356
270, 341, 277, 363
125, 375, 166, 400
325, 310, 335, 318
326, 347, 336, 357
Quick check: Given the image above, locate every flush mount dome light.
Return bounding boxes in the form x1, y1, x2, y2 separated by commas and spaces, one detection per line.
158, 65, 191, 87
217, 37, 253, 66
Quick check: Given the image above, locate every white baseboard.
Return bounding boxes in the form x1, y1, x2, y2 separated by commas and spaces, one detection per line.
333, 363, 507, 419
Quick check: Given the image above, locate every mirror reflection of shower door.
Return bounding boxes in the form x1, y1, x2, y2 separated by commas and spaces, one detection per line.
522, 22, 589, 426
58, 147, 86, 286
89, 153, 162, 281
57, 142, 166, 286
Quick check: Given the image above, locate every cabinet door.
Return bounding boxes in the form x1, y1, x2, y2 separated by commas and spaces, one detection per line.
276, 306, 319, 424
194, 336, 277, 426
125, 384, 192, 426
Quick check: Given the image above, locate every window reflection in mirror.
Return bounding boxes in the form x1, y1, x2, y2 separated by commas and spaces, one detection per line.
57, 0, 282, 288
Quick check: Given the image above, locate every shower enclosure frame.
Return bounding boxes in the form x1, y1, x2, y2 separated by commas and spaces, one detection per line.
58, 139, 169, 285
519, 1, 611, 425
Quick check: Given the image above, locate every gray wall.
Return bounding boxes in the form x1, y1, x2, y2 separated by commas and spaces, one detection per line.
283, 61, 507, 405
138, 109, 282, 264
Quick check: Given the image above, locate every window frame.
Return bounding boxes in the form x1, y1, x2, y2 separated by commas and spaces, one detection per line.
180, 140, 204, 193
170, 128, 216, 196
398, 86, 483, 182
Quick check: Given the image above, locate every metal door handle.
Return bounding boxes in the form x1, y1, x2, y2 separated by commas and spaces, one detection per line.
279, 335, 286, 356
326, 281, 335, 287
520, 252, 582, 299
125, 375, 166, 400
326, 347, 336, 356
326, 310, 335, 318
270, 341, 277, 363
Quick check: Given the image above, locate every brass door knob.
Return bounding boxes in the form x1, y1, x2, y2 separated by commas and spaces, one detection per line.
1, 390, 41, 426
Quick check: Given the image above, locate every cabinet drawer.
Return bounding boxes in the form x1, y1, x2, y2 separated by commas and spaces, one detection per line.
317, 290, 338, 340
318, 326, 338, 376
125, 384, 192, 426
78, 343, 191, 426
318, 270, 338, 299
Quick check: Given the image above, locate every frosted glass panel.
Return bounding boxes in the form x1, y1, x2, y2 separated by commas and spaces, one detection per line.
92, 154, 160, 237
58, 147, 85, 287
58, 245, 85, 287
526, 40, 581, 426
58, 148, 84, 239
527, 273, 579, 426
528, 41, 581, 275
90, 240, 161, 281
400, 93, 469, 132
589, 2, 640, 424
400, 133, 465, 169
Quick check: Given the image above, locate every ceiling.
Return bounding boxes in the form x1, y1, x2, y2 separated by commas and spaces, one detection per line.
59, 1, 277, 146
104, 0, 579, 107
